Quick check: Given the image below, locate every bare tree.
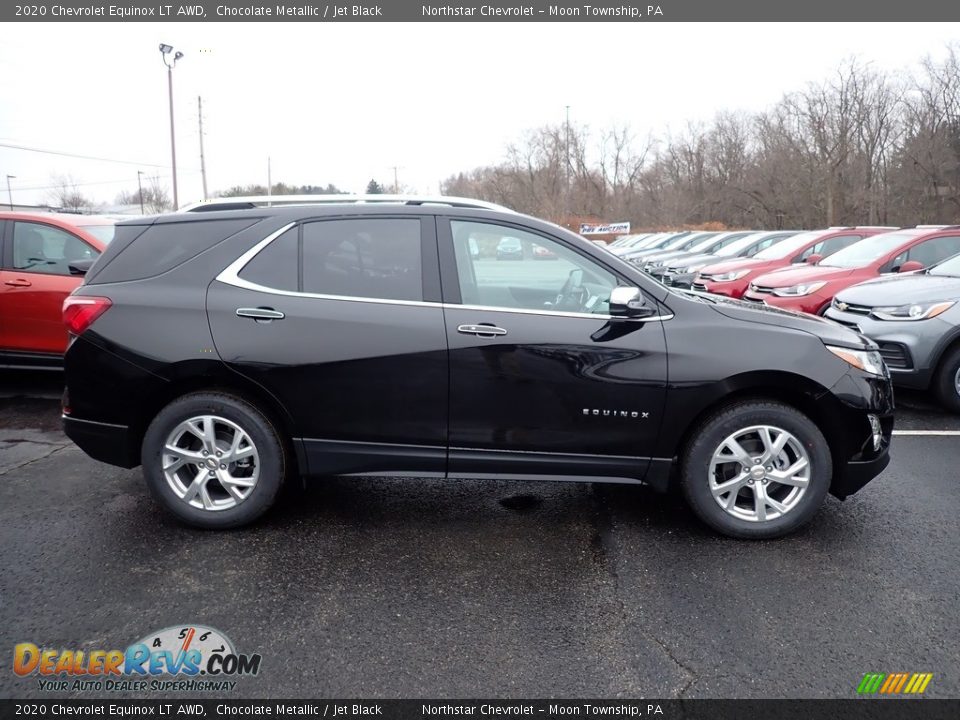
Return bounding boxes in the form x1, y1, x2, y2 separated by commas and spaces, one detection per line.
47, 174, 92, 211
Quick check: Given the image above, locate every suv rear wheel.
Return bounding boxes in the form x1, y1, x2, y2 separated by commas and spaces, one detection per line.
680, 400, 832, 539
141, 392, 287, 529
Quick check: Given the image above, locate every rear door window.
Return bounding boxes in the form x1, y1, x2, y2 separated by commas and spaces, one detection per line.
301, 218, 422, 302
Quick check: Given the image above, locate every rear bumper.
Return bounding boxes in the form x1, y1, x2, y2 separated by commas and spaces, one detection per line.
62, 414, 139, 468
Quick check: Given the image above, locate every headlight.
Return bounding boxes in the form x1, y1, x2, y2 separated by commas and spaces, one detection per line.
825, 345, 888, 377
710, 269, 750, 282
772, 281, 827, 297
870, 301, 955, 321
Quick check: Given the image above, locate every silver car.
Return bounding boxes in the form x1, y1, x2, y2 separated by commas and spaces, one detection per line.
825, 252, 960, 412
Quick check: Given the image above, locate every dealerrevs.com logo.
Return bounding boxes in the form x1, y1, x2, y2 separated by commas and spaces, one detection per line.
13, 625, 262, 693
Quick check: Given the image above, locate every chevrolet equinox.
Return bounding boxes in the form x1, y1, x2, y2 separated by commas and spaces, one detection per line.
62, 196, 894, 538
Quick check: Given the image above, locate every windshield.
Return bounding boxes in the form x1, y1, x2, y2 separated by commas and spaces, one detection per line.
78, 225, 116, 244
712, 232, 766, 258
930, 252, 960, 277
689, 234, 724, 253
674, 233, 714, 251
661, 233, 694, 250
821, 231, 924, 269
753, 231, 824, 259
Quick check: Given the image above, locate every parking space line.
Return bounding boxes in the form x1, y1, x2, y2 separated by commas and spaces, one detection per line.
892, 430, 960, 436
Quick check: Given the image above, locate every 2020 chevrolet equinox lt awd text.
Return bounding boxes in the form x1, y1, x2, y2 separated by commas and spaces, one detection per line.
61, 196, 894, 539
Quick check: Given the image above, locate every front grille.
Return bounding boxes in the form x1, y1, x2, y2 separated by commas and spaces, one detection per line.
749, 283, 774, 295
833, 298, 872, 315
877, 342, 912, 370
692, 282, 708, 292
743, 295, 764, 304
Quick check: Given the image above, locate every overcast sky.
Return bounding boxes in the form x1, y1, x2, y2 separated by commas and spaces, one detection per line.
1, 22, 958, 208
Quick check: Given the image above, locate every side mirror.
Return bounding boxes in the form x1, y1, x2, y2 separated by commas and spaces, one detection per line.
804, 253, 823, 265
68, 259, 95, 276
609, 286, 656, 318
899, 260, 925, 273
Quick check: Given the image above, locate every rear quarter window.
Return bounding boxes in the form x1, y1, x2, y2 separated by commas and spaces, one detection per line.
86, 218, 260, 284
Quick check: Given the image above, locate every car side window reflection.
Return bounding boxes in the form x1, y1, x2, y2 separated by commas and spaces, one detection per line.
12, 221, 98, 275
450, 221, 617, 314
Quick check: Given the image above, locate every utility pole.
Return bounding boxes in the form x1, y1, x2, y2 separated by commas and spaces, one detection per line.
5, 175, 14, 210
267, 157, 272, 205
137, 170, 145, 214
391, 166, 400, 194
159, 44, 183, 209
198, 96, 208, 200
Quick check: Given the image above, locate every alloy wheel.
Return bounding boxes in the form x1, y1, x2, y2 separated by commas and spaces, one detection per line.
162, 415, 260, 511
708, 424, 811, 522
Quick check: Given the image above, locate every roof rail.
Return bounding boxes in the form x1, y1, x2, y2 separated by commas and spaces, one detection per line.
179, 194, 516, 214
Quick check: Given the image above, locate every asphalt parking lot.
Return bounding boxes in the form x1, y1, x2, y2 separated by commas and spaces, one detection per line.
1, 370, 958, 699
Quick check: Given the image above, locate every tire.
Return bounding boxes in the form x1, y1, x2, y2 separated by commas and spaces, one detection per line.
141, 392, 287, 529
934, 345, 960, 414
680, 400, 832, 539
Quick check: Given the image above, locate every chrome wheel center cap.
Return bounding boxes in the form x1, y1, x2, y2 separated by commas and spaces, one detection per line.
205, 458, 218, 470
750, 465, 766, 481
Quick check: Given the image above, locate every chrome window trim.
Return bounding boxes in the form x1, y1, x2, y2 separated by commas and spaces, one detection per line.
216, 223, 673, 323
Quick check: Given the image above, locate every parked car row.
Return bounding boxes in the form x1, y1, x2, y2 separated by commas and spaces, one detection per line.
677, 224, 960, 412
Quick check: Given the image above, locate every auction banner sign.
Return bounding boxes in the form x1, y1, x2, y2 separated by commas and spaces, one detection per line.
580, 222, 631, 235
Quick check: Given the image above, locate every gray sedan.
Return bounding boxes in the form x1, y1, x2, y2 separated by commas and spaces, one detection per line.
825, 252, 960, 412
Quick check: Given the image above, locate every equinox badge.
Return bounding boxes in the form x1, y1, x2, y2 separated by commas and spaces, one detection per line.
583, 408, 649, 419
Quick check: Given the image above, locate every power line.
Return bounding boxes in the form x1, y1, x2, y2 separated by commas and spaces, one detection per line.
9, 171, 199, 193
0, 141, 197, 171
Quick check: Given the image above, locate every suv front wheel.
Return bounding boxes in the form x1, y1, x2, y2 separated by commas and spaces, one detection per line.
680, 400, 832, 539
141, 392, 287, 529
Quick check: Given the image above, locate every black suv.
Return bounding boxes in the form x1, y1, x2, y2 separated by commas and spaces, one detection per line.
62, 196, 894, 538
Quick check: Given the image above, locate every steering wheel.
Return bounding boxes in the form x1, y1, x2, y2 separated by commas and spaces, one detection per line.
555, 268, 589, 312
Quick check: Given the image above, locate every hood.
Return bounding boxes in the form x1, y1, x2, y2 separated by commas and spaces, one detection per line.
645, 249, 699, 265
699, 294, 871, 350
752, 264, 854, 288
666, 252, 730, 270
699, 256, 771, 275
634, 248, 690, 264
836, 273, 960, 306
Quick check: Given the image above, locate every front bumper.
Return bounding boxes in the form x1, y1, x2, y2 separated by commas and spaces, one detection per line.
743, 291, 829, 315
693, 278, 748, 298
826, 370, 895, 499
823, 306, 948, 389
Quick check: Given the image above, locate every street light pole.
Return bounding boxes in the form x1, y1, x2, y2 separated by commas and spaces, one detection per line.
159, 44, 184, 210
5, 175, 14, 210
137, 170, 145, 214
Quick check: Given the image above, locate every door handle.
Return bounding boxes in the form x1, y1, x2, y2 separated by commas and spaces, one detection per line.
236, 307, 285, 321
4, 279, 32, 287
457, 323, 507, 337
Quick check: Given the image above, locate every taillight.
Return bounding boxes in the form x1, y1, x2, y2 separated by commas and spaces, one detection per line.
63, 296, 112, 335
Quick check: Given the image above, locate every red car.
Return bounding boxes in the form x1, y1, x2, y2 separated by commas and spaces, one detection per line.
694, 227, 892, 299
743, 226, 960, 315
0, 212, 116, 368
